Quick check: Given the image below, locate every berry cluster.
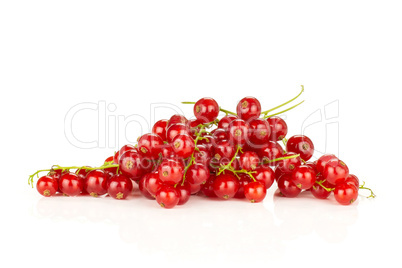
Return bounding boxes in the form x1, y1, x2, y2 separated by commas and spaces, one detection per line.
30, 86, 375, 208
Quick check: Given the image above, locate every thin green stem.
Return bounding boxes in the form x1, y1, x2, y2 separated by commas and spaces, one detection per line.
261, 85, 304, 115
217, 146, 242, 175
315, 180, 335, 192
219, 107, 237, 116
359, 181, 376, 198
181, 101, 196, 104
264, 100, 305, 118
263, 153, 300, 164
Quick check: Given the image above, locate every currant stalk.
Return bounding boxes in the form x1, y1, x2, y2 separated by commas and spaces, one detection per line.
182, 102, 237, 116
261, 85, 304, 116
359, 181, 376, 198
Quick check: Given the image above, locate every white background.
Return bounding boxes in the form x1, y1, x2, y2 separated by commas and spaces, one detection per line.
0, 1, 401, 267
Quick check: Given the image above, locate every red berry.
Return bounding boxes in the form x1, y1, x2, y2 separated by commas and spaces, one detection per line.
113, 144, 137, 164
239, 151, 260, 171
213, 174, 239, 200
36, 176, 58, 197
172, 134, 195, 159
213, 140, 236, 163
196, 134, 216, 151
244, 181, 267, 203
345, 174, 359, 188
138, 174, 155, 199
166, 123, 190, 143
323, 159, 349, 185
248, 118, 271, 146
291, 165, 316, 190
236, 97, 261, 121
160, 143, 176, 159
176, 182, 192, 205
234, 174, 252, 198
258, 141, 284, 166
200, 174, 217, 197
119, 150, 150, 180
193, 145, 211, 166
85, 170, 109, 197
158, 159, 184, 185
334, 183, 358, 205
152, 119, 168, 141
227, 119, 249, 146
59, 172, 83, 196
156, 185, 180, 209
286, 135, 314, 161
267, 116, 288, 141
189, 183, 202, 195
316, 154, 338, 174
211, 128, 229, 142
218, 115, 238, 131
138, 133, 164, 159
144, 172, 163, 197
107, 174, 133, 200
194, 97, 220, 123
167, 114, 188, 128
277, 173, 301, 198
186, 163, 210, 185
310, 176, 333, 199
254, 166, 275, 189
277, 152, 302, 173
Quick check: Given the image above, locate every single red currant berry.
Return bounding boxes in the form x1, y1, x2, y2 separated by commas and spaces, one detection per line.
144, 172, 163, 197
277, 174, 301, 197
194, 97, 220, 123
310, 178, 333, 199
167, 114, 188, 128
189, 182, 202, 195
119, 150, 148, 180
172, 134, 195, 159
237, 97, 261, 121
267, 116, 288, 141
156, 185, 180, 209
239, 151, 260, 171
218, 115, 238, 131
152, 119, 168, 141
160, 143, 176, 159
258, 141, 284, 166
186, 163, 210, 185
138, 174, 155, 199
234, 173, 252, 198
228, 119, 250, 146
201, 174, 217, 197
291, 165, 317, 190
323, 159, 349, 185
286, 135, 314, 161
166, 123, 190, 143
84, 170, 108, 197
345, 174, 359, 188
213, 140, 236, 162
193, 145, 211, 166
274, 166, 285, 182
107, 174, 133, 200
211, 128, 229, 142
196, 134, 216, 151
138, 133, 164, 159
113, 144, 137, 164
277, 152, 302, 173
158, 159, 184, 185
334, 183, 358, 205
248, 118, 271, 146
59, 172, 83, 196
36, 176, 58, 197
244, 181, 267, 203
213, 174, 240, 200
254, 166, 275, 189
188, 118, 205, 138
316, 154, 338, 174
176, 182, 192, 205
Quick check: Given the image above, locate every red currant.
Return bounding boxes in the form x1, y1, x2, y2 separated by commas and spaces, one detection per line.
211, 128, 229, 142
166, 123, 190, 143
234, 173, 252, 198
113, 144, 137, 164
277, 174, 301, 198
167, 114, 188, 128
334, 182, 358, 205
194, 97, 220, 123
277, 152, 302, 173
186, 163, 210, 185
119, 150, 149, 180
107, 174, 133, 200
227, 119, 249, 146
248, 118, 271, 146
138, 133, 164, 159
254, 166, 275, 189
316, 154, 338, 174
158, 158, 184, 185
144, 172, 163, 197
193, 145, 211, 166
201, 174, 217, 197
345, 174, 359, 188
258, 141, 284, 166
236, 97, 261, 121
156, 185, 180, 209
172, 134, 195, 159
323, 159, 349, 185
244, 181, 266, 203
59, 172, 83, 196
176, 182, 192, 205
218, 115, 238, 131
291, 165, 316, 190
239, 151, 260, 171
286, 135, 314, 161
152, 119, 168, 141
36, 176, 58, 197
213, 174, 239, 200
85, 169, 109, 197
138, 174, 155, 199
267, 116, 288, 141
310, 176, 333, 199
213, 140, 236, 163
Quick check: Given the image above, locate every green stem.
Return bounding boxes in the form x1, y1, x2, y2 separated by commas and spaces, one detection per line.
359, 181, 376, 198
219, 107, 237, 116
217, 146, 243, 175
181, 101, 196, 104
261, 85, 304, 115
315, 179, 335, 192
264, 100, 305, 118
263, 153, 300, 164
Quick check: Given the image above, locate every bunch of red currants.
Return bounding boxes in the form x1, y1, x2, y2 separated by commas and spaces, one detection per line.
31, 86, 375, 208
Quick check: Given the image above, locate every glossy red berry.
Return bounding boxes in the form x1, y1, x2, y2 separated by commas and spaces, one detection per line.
138, 174, 155, 199
119, 150, 149, 179
248, 118, 271, 146
291, 165, 316, 190
258, 141, 284, 166
286, 135, 314, 161
316, 154, 338, 174
277, 173, 301, 198
59, 172, 83, 196
176, 182, 192, 205
334, 183, 358, 205
186, 163, 210, 185
227, 119, 249, 146
211, 128, 229, 142
213, 174, 239, 200
166, 123, 190, 143
345, 174, 359, 188
218, 115, 238, 131
160, 143, 176, 159
107, 174, 133, 200
213, 140, 236, 163
138, 133, 164, 159
152, 119, 168, 141
158, 159, 184, 185
156, 185, 180, 209
244, 181, 267, 203
237, 97, 261, 121
193, 145, 212, 166
234, 173, 252, 198
310, 177, 333, 199
323, 159, 349, 185
36, 176, 58, 197
167, 114, 188, 128
194, 97, 220, 123
277, 152, 302, 173
144, 172, 163, 197
84, 169, 108, 197
239, 151, 260, 171
267, 116, 288, 141
254, 166, 275, 189
113, 144, 137, 164
196, 134, 216, 151
172, 134, 195, 159
201, 174, 217, 197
